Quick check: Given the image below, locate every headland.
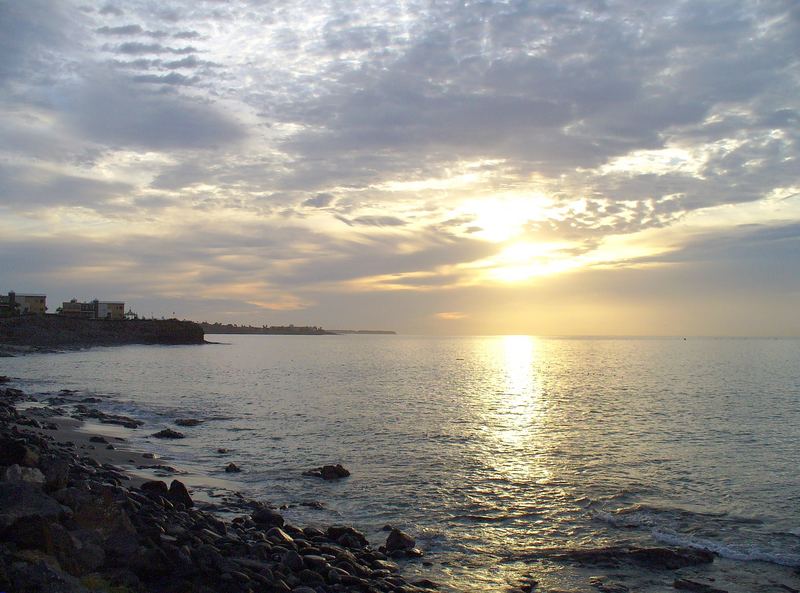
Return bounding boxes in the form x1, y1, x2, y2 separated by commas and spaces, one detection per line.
0, 316, 205, 356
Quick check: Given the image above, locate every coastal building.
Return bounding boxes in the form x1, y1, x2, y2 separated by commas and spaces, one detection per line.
60, 299, 125, 320
0, 292, 47, 316
98, 301, 125, 320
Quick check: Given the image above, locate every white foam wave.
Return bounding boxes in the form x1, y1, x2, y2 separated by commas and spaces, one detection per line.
653, 529, 800, 568
592, 508, 655, 528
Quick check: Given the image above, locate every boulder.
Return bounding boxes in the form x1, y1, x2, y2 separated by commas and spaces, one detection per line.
175, 418, 203, 426
0, 436, 39, 466
673, 578, 728, 593
267, 527, 295, 546
3, 557, 91, 593
3, 464, 46, 484
0, 481, 65, 529
8, 514, 84, 575
303, 464, 350, 480
327, 525, 369, 548
385, 528, 415, 552
40, 455, 70, 491
167, 479, 193, 508
252, 506, 284, 527
151, 428, 184, 439
140, 480, 169, 497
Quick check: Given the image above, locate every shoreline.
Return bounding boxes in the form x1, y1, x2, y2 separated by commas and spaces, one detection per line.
0, 380, 437, 593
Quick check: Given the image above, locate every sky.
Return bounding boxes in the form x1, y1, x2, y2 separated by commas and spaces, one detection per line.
0, 0, 798, 336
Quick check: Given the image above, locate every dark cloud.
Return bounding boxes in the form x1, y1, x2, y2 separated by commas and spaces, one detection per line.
59, 70, 244, 150
0, 164, 132, 209
173, 31, 200, 40
132, 72, 198, 85
114, 42, 197, 55
97, 24, 143, 36
302, 193, 335, 208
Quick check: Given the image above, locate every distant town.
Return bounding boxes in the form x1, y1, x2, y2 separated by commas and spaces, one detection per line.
0, 291, 131, 320
0, 291, 395, 335
199, 322, 396, 335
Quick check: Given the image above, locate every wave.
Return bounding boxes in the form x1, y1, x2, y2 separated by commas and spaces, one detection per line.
653, 529, 800, 568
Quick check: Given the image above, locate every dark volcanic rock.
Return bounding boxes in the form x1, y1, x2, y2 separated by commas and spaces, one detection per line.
252, 506, 285, 527
327, 525, 368, 548
140, 480, 169, 497
0, 481, 64, 528
40, 455, 70, 490
385, 528, 416, 552
175, 418, 203, 426
151, 428, 185, 439
167, 479, 193, 508
674, 579, 729, 593
0, 436, 39, 466
546, 546, 715, 569
303, 463, 351, 480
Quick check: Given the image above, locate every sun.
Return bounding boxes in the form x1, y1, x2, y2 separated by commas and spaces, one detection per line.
457, 193, 554, 243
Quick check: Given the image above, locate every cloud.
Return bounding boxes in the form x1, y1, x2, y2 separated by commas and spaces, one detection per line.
347, 215, 408, 227
0, 163, 132, 209
132, 72, 198, 86
114, 42, 196, 55
302, 193, 335, 208
99, 4, 124, 17
435, 311, 467, 320
59, 70, 245, 150
0, 0, 798, 334
97, 24, 143, 36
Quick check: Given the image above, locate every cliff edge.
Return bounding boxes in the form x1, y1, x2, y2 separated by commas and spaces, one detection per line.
0, 316, 205, 352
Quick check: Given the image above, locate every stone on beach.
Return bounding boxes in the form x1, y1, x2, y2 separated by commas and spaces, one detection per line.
0, 436, 39, 466
140, 480, 169, 496
385, 527, 416, 552
167, 479, 193, 508
151, 428, 185, 439
673, 578, 729, 593
0, 384, 431, 593
252, 506, 285, 527
2, 463, 45, 484
302, 463, 351, 480
175, 418, 203, 426
0, 481, 65, 528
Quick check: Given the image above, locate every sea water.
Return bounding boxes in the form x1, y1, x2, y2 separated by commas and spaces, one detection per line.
3, 336, 800, 591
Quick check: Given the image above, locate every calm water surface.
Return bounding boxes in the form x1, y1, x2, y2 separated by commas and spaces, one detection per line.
4, 336, 800, 591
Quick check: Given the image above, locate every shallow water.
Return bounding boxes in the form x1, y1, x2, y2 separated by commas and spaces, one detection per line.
4, 335, 800, 591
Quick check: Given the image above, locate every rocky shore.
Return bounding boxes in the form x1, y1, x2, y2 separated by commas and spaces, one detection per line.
0, 383, 435, 593
0, 316, 205, 356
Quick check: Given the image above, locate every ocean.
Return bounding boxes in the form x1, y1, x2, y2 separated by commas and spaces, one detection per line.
4, 335, 800, 592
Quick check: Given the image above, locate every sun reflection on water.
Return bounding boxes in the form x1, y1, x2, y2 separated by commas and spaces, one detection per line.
474, 335, 554, 490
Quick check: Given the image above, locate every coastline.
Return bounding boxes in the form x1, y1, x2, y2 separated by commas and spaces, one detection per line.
0, 380, 436, 593
0, 317, 205, 358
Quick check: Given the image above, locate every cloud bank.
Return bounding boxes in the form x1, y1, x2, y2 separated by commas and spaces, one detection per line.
0, 0, 798, 335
